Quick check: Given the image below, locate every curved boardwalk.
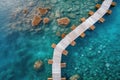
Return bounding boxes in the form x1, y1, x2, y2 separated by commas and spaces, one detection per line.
51, 0, 113, 80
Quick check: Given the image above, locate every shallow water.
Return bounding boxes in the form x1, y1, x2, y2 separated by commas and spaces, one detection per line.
0, 0, 120, 80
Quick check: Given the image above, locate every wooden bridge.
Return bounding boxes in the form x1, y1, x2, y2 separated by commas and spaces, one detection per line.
48, 0, 116, 80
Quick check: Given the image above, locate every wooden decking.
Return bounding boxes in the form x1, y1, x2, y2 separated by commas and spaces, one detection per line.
51, 0, 113, 80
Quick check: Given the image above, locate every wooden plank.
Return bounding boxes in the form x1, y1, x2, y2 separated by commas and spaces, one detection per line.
61, 78, 66, 80
61, 33, 66, 38
71, 25, 76, 30
107, 10, 112, 14
48, 78, 53, 80
48, 59, 53, 64
48, 78, 66, 80
61, 63, 66, 68
88, 11, 94, 16
89, 25, 95, 30
96, 4, 101, 9
99, 18, 105, 23
51, 43, 56, 48
80, 17, 86, 22
111, 2, 116, 7
62, 50, 68, 55
70, 41, 76, 46
80, 32, 86, 38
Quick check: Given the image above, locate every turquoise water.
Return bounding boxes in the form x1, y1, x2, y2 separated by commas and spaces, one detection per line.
0, 0, 120, 80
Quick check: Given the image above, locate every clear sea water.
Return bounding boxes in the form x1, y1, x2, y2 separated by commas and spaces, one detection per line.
0, 0, 120, 80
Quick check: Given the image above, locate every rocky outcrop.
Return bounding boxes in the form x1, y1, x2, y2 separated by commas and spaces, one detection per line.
57, 17, 70, 26
32, 15, 42, 26
37, 8, 48, 15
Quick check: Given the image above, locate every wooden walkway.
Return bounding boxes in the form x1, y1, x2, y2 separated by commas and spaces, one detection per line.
50, 0, 113, 80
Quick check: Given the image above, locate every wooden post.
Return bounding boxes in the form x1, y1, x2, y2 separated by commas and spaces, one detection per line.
70, 41, 76, 46
61, 33, 66, 38
80, 32, 86, 38
51, 43, 56, 48
61, 78, 66, 80
61, 63, 66, 68
48, 59, 53, 64
107, 10, 112, 15
62, 50, 68, 55
48, 78, 66, 80
71, 25, 76, 30
80, 17, 86, 22
111, 2, 116, 7
95, 4, 101, 9
89, 25, 95, 30
88, 11, 94, 16
99, 18, 105, 23
48, 78, 53, 80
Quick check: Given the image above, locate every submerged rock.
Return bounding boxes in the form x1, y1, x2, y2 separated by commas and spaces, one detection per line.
32, 15, 42, 26
34, 60, 43, 70
43, 18, 50, 24
57, 17, 70, 26
69, 74, 80, 80
37, 8, 48, 15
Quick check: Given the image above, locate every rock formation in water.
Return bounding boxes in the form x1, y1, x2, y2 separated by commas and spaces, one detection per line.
34, 60, 43, 70
57, 17, 70, 26
32, 15, 42, 26
37, 8, 48, 15
43, 18, 50, 24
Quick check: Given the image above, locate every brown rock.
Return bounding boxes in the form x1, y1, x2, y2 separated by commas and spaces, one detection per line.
32, 15, 42, 26
57, 17, 70, 26
43, 18, 50, 24
37, 8, 48, 15
34, 60, 43, 70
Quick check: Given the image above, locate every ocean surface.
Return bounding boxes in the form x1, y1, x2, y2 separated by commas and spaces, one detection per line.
0, 0, 120, 80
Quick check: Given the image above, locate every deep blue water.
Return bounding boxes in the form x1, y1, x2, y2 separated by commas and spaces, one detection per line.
0, 0, 120, 80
